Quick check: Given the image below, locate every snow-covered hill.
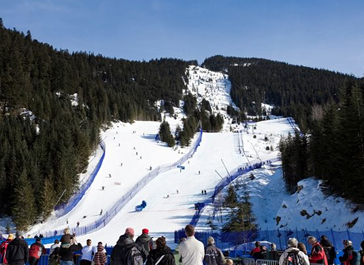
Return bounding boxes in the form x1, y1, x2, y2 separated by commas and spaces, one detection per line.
2, 66, 363, 249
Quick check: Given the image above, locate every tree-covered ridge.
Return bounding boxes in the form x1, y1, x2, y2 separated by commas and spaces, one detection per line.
202, 55, 359, 131
0, 20, 194, 229
279, 80, 364, 204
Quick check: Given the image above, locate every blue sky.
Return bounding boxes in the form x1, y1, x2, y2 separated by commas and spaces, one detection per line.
1, 0, 363, 77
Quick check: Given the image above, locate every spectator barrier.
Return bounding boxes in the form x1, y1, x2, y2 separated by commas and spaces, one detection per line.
36, 130, 203, 238
174, 228, 364, 257
55, 141, 106, 217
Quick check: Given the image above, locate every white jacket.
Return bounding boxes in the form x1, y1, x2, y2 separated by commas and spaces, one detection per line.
279, 247, 310, 265
179, 236, 205, 265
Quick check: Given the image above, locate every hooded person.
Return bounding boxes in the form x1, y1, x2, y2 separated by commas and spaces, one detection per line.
110, 227, 144, 265
279, 238, 309, 265
135, 228, 153, 258
0, 234, 14, 265
146, 237, 175, 265
55, 234, 82, 265
5, 231, 29, 265
203, 236, 224, 265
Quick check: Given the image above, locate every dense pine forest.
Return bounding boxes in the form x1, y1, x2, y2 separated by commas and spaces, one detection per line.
202, 55, 359, 131
279, 80, 364, 204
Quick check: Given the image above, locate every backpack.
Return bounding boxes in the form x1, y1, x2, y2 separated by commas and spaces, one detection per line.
285, 250, 304, 265
124, 245, 143, 265
346, 251, 358, 265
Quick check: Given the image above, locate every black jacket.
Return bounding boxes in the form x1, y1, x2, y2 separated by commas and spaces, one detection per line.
5, 237, 29, 265
111, 234, 145, 265
56, 243, 83, 261
146, 247, 175, 265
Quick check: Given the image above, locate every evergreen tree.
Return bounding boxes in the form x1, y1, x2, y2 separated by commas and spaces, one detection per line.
12, 170, 36, 230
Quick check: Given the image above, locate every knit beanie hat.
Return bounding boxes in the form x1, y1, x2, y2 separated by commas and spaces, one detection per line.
142, 228, 149, 234
8, 234, 14, 240
125, 227, 135, 237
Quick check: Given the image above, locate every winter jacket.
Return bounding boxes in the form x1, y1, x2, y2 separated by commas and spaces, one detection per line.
29, 242, 46, 259
5, 237, 29, 265
57, 243, 83, 261
279, 247, 309, 265
146, 247, 175, 265
110, 234, 144, 265
179, 236, 204, 265
203, 244, 224, 265
93, 245, 107, 265
320, 238, 336, 265
339, 246, 355, 265
250, 247, 260, 257
49, 243, 60, 256
310, 242, 328, 265
0, 239, 13, 264
135, 233, 152, 258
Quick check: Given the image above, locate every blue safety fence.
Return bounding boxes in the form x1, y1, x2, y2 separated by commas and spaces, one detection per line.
55, 141, 106, 217
189, 156, 280, 227
174, 228, 364, 254
37, 129, 203, 238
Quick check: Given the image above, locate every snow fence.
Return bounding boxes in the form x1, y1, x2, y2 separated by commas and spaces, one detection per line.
189, 157, 279, 227
37, 129, 203, 238
55, 141, 106, 217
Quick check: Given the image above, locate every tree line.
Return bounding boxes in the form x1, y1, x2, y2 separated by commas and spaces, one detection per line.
279, 80, 364, 204
202, 55, 359, 131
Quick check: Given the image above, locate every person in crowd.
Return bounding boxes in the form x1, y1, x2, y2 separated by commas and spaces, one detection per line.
308, 236, 328, 265
110, 227, 144, 265
50, 240, 60, 256
135, 228, 153, 258
55, 234, 82, 265
179, 225, 204, 265
253, 245, 267, 260
339, 240, 356, 265
0, 234, 14, 265
60, 228, 72, 246
203, 236, 225, 265
80, 239, 96, 265
320, 235, 336, 265
146, 236, 174, 265
29, 236, 46, 265
297, 242, 308, 255
250, 241, 261, 257
174, 238, 186, 265
93, 243, 107, 265
5, 231, 28, 265
49, 239, 61, 265
279, 238, 309, 265
359, 240, 364, 265
267, 243, 279, 260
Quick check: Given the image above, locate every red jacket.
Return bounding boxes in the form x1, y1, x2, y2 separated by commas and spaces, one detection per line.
0, 239, 12, 264
29, 242, 46, 259
310, 242, 328, 265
